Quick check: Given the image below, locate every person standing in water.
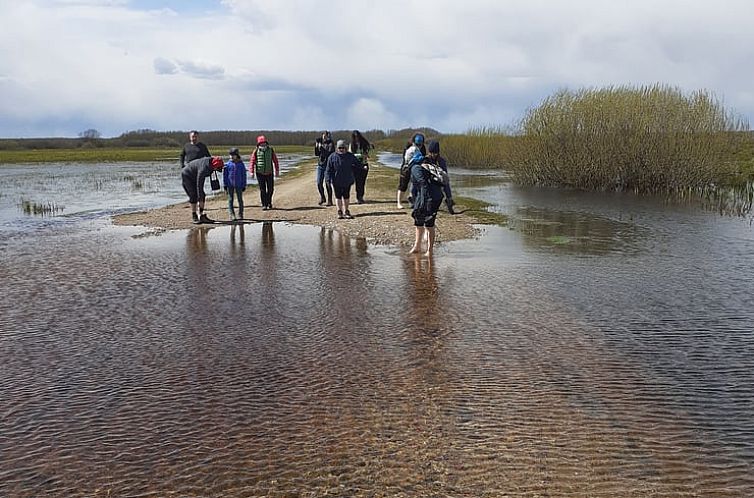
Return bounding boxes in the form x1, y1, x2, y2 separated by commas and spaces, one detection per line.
425, 140, 455, 214
249, 135, 280, 211
408, 142, 445, 256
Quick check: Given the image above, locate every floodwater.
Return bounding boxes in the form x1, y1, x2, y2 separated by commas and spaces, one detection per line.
2, 157, 754, 497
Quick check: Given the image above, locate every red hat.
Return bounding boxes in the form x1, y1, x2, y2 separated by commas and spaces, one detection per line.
211, 156, 224, 170
257, 135, 267, 145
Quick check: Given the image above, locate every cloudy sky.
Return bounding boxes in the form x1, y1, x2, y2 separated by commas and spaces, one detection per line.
1, 0, 752, 137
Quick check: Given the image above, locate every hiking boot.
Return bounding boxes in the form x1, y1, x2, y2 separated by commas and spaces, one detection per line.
344, 210, 354, 219
326, 202, 334, 207
357, 198, 365, 204
318, 198, 326, 206
337, 210, 344, 219
199, 213, 214, 224
192, 212, 200, 224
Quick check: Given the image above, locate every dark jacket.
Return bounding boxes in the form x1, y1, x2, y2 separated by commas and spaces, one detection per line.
315, 138, 335, 165
183, 157, 214, 202
410, 160, 444, 219
325, 151, 358, 188
180, 142, 211, 168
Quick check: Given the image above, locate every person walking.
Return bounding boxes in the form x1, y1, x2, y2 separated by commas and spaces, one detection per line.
180, 130, 211, 168
223, 147, 247, 221
397, 132, 426, 208
314, 131, 335, 206
249, 135, 280, 210
181, 155, 225, 224
408, 145, 445, 256
348, 130, 371, 204
425, 140, 455, 214
326, 139, 359, 219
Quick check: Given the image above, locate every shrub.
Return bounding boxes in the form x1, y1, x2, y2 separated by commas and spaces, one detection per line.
507, 84, 750, 193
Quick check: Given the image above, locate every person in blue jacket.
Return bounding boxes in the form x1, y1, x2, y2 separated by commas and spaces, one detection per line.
409, 143, 445, 256
325, 139, 359, 219
223, 147, 247, 221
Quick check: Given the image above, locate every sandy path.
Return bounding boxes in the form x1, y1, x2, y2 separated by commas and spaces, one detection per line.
113, 159, 478, 247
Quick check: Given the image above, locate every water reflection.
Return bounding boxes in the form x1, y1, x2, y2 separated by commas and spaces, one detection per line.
2, 164, 754, 495
509, 206, 644, 255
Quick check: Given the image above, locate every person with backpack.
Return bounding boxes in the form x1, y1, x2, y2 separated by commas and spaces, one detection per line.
425, 140, 455, 214
408, 140, 446, 256
314, 130, 335, 206
182, 155, 225, 224
349, 130, 371, 204
223, 147, 247, 221
249, 135, 280, 210
397, 132, 426, 208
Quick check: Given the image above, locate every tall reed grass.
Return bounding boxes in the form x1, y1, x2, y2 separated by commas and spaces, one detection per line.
506, 85, 750, 193
441, 126, 514, 169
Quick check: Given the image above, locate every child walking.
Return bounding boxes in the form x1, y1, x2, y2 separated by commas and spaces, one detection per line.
224, 147, 247, 221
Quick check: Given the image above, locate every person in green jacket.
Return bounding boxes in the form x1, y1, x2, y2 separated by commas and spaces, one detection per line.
249, 135, 280, 210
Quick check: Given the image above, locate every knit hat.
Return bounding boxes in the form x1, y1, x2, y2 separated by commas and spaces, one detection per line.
413, 133, 425, 145
228, 147, 240, 157
336, 139, 346, 148
427, 140, 440, 154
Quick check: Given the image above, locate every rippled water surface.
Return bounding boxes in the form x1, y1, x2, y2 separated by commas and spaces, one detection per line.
2, 159, 754, 496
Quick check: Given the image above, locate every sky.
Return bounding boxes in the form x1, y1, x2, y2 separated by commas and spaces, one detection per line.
1, 0, 753, 138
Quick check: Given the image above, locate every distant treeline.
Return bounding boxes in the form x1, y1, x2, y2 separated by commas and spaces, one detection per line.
0, 128, 442, 151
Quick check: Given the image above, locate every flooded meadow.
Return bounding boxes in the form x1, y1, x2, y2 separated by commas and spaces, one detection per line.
1, 157, 753, 496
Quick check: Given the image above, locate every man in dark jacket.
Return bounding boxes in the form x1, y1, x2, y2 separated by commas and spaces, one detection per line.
182, 156, 224, 223
180, 130, 211, 168
325, 140, 359, 219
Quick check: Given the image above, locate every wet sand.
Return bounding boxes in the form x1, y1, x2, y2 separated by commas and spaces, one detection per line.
113, 159, 478, 247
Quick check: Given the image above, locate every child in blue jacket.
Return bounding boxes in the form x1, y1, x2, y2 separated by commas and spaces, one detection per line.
223, 148, 247, 221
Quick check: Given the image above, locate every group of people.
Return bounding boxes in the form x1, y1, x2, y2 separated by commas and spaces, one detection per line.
180, 131, 279, 223
179, 129, 455, 255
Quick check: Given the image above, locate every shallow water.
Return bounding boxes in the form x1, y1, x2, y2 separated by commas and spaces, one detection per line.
2, 158, 754, 496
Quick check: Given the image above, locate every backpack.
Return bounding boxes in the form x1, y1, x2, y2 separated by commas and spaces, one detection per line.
423, 162, 448, 186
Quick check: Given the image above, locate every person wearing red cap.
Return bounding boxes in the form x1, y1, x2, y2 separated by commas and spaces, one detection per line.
182, 155, 224, 223
249, 135, 280, 210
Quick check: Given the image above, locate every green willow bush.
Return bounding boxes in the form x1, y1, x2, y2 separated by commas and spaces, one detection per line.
507, 85, 750, 193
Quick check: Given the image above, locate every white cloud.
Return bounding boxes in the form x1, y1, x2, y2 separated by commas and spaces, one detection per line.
1, 0, 753, 137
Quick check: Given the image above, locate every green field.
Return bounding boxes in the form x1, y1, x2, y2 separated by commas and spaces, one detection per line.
0, 145, 310, 164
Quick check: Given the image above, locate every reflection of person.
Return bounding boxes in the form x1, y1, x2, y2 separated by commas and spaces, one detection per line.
349, 130, 371, 204
314, 131, 335, 206
409, 144, 445, 256
223, 147, 247, 221
326, 139, 358, 220
250, 135, 280, 211
426, 140, 455, 214
180, 130, 211, 168
182, 156, 225, 224
398, 133, 426, 208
